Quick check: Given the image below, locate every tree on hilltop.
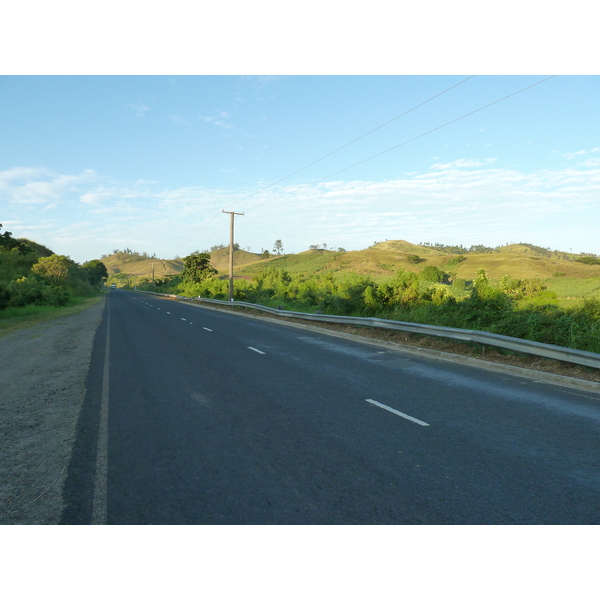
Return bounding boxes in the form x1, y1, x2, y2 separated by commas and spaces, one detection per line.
0, 224, 33, 255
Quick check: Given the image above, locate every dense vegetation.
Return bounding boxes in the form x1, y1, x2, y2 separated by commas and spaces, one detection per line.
0, 225, 107, 312
136, 255, 600, 354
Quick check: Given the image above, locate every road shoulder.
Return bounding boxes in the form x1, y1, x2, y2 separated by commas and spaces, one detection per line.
0, 296, 106, 524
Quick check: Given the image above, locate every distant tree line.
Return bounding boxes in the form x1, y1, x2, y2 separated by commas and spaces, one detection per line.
101, 248, 157, 260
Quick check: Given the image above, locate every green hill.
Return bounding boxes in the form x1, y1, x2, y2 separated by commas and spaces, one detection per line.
102, 253, 183, 278
207, 248, 263, 272
100, 240, 600, 304
102, 248, 264, 280
236, 241, 600, 282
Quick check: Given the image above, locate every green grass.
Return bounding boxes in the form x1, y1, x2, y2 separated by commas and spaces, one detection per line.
541, 277, 600, 307
239, 251, 341, 275
0, 294, 105, 337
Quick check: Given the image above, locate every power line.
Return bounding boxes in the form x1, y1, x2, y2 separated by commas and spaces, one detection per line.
173, 75, 555, 255
242, 76, 556, 214
171, 76, 475, 256
225, 75, 476, 208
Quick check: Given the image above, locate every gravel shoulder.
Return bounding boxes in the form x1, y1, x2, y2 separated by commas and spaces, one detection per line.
0, 297, 106, 525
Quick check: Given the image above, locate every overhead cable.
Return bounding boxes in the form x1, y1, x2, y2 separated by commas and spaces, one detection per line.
171, 76, 475, 255
242, 76, 556, 214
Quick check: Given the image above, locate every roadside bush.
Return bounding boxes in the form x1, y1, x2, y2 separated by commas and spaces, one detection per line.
7, 276, 70, 307
0, 282, 11, 310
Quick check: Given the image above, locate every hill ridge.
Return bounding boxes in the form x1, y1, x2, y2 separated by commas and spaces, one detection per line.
99, 240, 600, 284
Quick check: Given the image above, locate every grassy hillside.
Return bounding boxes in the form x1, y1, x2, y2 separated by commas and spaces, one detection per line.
102, 240, 600, 304
102, 253, 183, 277
237, 241, 600, 283
103, 248, 263, 282
208, 248, 263, 272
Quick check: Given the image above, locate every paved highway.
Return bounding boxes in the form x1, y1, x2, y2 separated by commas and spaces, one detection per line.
60, 289, 600, 524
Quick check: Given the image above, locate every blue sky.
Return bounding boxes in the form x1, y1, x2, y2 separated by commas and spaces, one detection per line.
1, 74, 599, 263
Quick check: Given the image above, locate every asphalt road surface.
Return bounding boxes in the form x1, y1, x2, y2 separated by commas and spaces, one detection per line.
60, 289, 600, 524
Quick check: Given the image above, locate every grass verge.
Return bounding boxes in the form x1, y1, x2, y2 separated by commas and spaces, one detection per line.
0, 294, 105, 338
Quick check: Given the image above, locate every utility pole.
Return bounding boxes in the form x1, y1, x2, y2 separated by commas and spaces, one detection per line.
222, 210, 244, 301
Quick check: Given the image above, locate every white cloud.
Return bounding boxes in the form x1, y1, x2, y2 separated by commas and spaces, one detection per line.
563, 149, 588, 159
582, 158, 600, 167
201, 111, 234, 129
127, 102, 150, 117
6, 159, 600, 263
430, 158, 497, 170
0, 168, 96, 206
169, 114, 190, 125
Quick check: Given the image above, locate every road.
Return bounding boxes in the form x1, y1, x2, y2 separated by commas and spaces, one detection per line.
60, 289, 600, 524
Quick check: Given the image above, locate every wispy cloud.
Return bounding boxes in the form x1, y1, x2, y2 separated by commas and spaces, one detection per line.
0, 168, 96, 206
431, 158, 497, 170
169, 114, 190, 125
563, 149, 587, 159
201, 111, 234, 129
5, 159, 600, 263
127, 102, 150, 117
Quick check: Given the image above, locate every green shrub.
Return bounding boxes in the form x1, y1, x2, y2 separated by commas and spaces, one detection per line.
7, 276, 70, 307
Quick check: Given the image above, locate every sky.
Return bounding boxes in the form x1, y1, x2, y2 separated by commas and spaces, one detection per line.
1, 4, 599, 266
1, 74, 599, 264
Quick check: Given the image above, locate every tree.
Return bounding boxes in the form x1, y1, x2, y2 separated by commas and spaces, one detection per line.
181, 253, 217, 284
273, 240, 284, 255
32, 254, 75, 285
82, 259, 109, 287
419, 265, 446, 283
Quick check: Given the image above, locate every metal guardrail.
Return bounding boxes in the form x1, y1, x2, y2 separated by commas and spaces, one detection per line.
140, 291, 600, 370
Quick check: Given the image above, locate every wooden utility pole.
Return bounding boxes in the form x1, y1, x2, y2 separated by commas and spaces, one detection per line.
222, 210, 244, 301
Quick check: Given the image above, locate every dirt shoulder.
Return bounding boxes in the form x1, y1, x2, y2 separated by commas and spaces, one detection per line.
0, 296, 106, 525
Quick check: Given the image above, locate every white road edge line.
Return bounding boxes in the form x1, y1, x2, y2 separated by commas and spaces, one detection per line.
248, 347, 266, 355
365, 399, 430, 427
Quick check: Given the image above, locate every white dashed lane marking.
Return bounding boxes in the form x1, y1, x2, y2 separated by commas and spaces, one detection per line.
365, 399, 430, 427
